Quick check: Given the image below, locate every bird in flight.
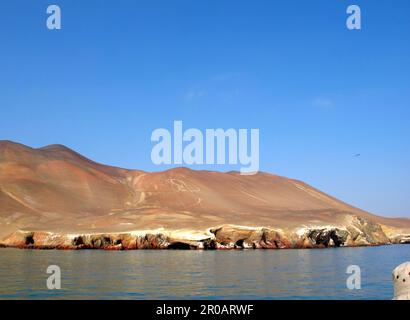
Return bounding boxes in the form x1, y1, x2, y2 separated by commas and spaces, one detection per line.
354, 154, 361, 157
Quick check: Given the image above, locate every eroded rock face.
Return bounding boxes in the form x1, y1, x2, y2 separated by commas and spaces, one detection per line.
210, 226, 262, 249
295, 216, 392, 248
295, 228, 349, 248
135, 234, 169, 249
352, 216, 390, 245
261, 229, 292, 249
0, 231, 73, 249
389, 234, 410, 244
0, 216, 399, 250
0, 231, 172, 250
306, 228, 349, 247
209, 226, 292, 249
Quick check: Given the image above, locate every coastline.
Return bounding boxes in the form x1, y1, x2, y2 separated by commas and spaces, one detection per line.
2, 217, 409, 251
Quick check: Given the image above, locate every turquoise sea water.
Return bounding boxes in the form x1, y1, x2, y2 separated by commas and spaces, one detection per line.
0, 245, 409, 300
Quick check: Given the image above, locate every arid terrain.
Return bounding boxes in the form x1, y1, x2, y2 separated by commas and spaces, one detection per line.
1, 140, 409, 250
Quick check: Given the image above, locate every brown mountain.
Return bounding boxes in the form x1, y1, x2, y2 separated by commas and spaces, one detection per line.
1, 140, 409, 250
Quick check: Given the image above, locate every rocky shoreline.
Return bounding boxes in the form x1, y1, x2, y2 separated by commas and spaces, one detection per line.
1, 216, 409, 251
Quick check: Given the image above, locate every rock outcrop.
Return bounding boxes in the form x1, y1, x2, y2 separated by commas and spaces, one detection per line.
0, 215, 400, 250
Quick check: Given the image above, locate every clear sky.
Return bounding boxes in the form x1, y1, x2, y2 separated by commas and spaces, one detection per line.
0, 0, 409, 217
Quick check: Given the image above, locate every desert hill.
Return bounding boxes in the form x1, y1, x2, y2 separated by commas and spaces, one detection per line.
1, 140, 409, 249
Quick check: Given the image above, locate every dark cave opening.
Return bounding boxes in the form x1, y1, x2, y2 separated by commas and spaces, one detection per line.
235, 239, 245, 248
73, 236, 84, 246
167, 242, 192, 250
25, 235, 34, 245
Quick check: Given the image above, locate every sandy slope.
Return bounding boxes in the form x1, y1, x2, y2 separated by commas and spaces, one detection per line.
0, 140, 409, 249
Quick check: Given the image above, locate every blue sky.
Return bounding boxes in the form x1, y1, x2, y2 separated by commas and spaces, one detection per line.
0, 0, 409, 217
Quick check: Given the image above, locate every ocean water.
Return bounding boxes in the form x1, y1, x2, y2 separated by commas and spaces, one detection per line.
0, 245, 409, 300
